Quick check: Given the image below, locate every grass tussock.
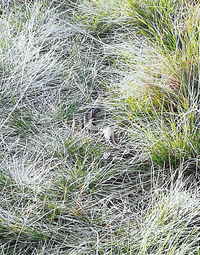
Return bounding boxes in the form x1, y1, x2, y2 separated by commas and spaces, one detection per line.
74, 0, 130, 35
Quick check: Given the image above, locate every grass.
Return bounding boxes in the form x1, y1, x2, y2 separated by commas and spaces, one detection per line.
1, 0, 200, 254
124, 0, 200, 169
74, 0, 130, 35
127, 0, 185, 51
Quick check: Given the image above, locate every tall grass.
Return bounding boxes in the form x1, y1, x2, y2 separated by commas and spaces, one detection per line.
74, 0, 130, 34
123, 0, 200, 169
1, 0, 200, 254
127, 0, 186, 51
128, 0, 200, 101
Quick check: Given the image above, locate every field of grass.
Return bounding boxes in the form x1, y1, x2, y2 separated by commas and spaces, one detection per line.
1, 0, 200, 254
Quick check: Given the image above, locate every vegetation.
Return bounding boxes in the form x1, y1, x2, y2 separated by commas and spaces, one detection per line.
1, 0, 200, 254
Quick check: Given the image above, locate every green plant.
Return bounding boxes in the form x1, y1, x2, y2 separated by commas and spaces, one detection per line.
74, 0, 130, 34
128, 0, 200, 102
10, 109, 33, 135
1, 0, 200, 254
127, 0, 187, 52
168, 4, 200, 102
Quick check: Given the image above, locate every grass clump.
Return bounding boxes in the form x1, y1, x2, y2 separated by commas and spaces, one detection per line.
145, 111, 200, 168
127, 0, 200, 102
74, 0, 130, 35
127, 0, 187, 52
134, 180, 200, 255
115, 0, 200, 169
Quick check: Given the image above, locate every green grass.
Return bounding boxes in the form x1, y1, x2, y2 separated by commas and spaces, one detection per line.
127, 0, 200, 101
127, 0, 186, 51
73, 0, 130, 35
1, 0, 200, 254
